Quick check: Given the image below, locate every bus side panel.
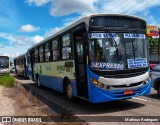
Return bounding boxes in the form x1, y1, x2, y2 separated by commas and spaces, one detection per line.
35, 60, 76, 94
39, 75, 63, 92
87, 65, 151, 103
39, 74, 77, 95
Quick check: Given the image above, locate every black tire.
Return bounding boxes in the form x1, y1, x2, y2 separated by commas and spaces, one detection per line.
66, 81, 76, 102
157, 84, 160, 97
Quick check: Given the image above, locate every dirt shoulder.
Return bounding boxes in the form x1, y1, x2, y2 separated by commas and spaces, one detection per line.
0, 85, 57, 125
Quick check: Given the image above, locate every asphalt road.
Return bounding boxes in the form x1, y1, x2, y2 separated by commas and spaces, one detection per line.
13, 74, 160, 124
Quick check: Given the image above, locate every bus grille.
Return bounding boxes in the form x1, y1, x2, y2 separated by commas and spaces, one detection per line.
103, 71, 147, 78
111, 81, 143, 88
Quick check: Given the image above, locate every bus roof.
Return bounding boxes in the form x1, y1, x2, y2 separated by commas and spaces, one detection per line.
14, 53, 26, 59
0, 55, 9, 58
28, 14, 146, 51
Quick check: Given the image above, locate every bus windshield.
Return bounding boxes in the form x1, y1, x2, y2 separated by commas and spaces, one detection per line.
89, 33, 148, 70
0, 56, 9, 68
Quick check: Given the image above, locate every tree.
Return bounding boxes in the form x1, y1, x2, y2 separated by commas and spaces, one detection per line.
148, 37, 158, 46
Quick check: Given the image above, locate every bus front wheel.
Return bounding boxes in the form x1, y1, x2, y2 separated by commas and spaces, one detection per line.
66, 81, 76, 102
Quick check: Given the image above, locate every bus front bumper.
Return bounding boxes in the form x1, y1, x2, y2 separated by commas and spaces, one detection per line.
88, 80, 151, 103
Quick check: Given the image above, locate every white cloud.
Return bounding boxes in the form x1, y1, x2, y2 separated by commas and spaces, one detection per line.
32, 35, 44, 44
0, 32, 44, 61
20, 24, 40, 33
26, 0, 50, 6
25, 0, 160, 20
0, 32, 31, 46
49, 0, 98, 16
0, 32, 44, 47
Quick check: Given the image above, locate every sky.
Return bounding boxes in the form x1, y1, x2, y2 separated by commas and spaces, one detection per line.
0, 0, 160, 61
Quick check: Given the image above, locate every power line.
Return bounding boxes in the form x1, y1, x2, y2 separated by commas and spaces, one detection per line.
113, 0, 136, 13
114, 0, 159, 26
112, 0, 131, 13
113, 0, 154, 16
127, 0, 154, 15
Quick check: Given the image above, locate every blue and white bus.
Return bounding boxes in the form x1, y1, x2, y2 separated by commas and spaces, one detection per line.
27, 14, 151, 103
14, 54, 28, 78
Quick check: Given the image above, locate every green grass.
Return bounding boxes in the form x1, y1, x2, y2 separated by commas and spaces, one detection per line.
0, 74, 15, 87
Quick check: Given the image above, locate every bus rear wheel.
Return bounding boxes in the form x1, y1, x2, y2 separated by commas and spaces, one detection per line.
66, 82, 76, 102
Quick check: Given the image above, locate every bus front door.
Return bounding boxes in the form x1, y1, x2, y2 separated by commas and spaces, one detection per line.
73, 29, 88, 98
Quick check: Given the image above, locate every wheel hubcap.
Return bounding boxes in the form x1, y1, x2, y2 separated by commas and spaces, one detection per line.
67, 84, 72, 98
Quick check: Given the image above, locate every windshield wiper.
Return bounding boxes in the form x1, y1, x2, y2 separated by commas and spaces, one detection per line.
105, 29, 117, 48
104, 28, 119, 59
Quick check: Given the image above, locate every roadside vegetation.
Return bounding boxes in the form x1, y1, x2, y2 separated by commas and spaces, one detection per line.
0, 74, 15, 87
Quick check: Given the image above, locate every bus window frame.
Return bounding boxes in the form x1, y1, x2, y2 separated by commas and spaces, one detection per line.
61, 33, 73, 60
45, 42, 51, 62
52, 39, 60, 61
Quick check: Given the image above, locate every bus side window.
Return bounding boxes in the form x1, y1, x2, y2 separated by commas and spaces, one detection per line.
45, 42, 50, 61
35, 48, 39, 63
52, 39, 59, 60
39, 45, 44, 62
62, 33, 72, 59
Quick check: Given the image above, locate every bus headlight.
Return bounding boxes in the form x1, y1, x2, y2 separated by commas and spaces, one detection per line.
90, 78, 111, 89
90, 78, 100, 85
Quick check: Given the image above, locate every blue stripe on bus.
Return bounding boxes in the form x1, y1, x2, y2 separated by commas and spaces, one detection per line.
39, 75, 63, 92
39, 75, 77, 96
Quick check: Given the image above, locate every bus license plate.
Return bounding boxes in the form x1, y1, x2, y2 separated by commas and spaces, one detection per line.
124, 90, 134, 95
